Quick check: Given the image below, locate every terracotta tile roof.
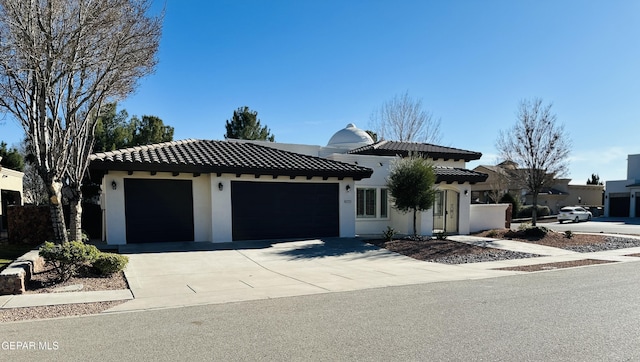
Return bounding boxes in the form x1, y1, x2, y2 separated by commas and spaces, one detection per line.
434, 167, 488, 184
89, 139, 373, 180
348, 140, 482, 161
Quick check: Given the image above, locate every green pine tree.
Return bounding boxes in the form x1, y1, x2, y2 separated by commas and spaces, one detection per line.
225, 106, 275, 142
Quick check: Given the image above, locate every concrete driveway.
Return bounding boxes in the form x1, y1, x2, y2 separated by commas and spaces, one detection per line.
106, 238, 513, 312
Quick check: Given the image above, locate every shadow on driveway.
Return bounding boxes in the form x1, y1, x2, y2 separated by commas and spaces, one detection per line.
118, 237, 386, 259
273, 238, 389, 260
119, 239, 277, 254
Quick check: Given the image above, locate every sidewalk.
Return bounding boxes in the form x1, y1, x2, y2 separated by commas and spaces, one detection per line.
1, 235, 639, 312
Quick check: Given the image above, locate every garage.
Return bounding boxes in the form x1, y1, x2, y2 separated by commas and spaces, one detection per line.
124, 179, 195, 243
231, 181, 339, 241
609, 194, 630, 217
90, 139, 372, 245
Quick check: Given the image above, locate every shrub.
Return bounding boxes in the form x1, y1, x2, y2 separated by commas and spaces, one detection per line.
92, 253, 129, 275
39, 241, 100, 282
66, 229, 89, 243
486, 229, 498, 238
517, 205, 550, 218
524, 226, 548, 238
517, 223, 549, 238
499, 193, 520, 218
382, 226, 396, 242
434, 231, 448, 240
517, 222, 532, 231
564, 230, 573, 239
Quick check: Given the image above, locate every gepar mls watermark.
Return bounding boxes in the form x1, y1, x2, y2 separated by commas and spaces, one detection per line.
2, 341, 59, 351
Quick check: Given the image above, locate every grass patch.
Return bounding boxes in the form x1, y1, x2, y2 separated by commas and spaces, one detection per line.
0, 243, 36, 271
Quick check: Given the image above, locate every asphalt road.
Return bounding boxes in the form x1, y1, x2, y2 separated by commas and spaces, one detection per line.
1, 261, 640, 361
514, 217, 640, 235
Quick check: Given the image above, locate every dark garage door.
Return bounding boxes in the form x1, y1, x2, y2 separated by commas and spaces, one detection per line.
124, 179, 194, 243
609, 196, 630, 217
231, 181, 339, 241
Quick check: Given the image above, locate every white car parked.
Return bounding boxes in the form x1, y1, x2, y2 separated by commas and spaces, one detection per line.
557, 206, 592, 223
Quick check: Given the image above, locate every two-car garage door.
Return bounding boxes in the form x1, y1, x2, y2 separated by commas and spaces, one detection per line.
231, 181, 339, 241
123, 179, 339, 243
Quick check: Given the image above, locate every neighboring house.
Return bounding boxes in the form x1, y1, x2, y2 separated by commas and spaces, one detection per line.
605, 154, 640, 217
471, 162, 603, 214
0, 164, 24, 234
89, 123, 492, 245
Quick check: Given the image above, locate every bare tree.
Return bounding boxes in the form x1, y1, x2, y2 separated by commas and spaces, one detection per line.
486, 164, 510, 204
18, 139, 48, 205
22, 162, 48, 205
496, 98, 571, 225
369, 91, 442, 143
0, 0, 162, 242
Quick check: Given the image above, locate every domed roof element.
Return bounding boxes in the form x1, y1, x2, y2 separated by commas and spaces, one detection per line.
327, 123, 375, 150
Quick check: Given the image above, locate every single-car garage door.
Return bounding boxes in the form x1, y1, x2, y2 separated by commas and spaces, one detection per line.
124, 179, 194, 243
231, 181, 339, 241
609, 195, 630, 217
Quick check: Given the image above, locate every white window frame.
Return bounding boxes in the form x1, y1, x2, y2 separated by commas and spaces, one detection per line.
380, 188, 389, 218
357, 188, 377, 218
356, 187, 390, 219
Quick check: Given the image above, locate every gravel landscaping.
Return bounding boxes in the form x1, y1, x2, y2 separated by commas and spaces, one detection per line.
474, 229, 640, 252
0, 301, 126, 323
0, 265, 129, 323
561, 237, 640, 253
25, 266, 128, 294
369, 229, 640, 266
367, 238, 541, 264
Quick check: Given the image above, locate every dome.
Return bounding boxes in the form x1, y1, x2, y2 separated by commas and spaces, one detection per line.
326, 123, 375, 150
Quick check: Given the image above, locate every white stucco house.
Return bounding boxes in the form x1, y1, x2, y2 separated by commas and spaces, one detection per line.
0, 163, 24, 234
89, 124, 496, 245
605, 154, 640, 217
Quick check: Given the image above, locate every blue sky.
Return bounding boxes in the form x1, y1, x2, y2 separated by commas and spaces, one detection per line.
1, 0, 639, 184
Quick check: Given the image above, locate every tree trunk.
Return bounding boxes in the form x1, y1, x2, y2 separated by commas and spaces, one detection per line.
413, 208, 417, 236
531, 193, 538, 226
47, 180, 68, 244
68, 187, 83, 242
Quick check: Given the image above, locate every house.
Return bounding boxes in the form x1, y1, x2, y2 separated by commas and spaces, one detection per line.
605, 154, 640, 217
89, 124, 492, 245
471, 162, 603, 214
0, 164, 23, 235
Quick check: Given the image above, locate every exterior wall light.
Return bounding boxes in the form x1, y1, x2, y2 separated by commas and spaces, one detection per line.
346, 185, 351, 192
464, 189, 468, 195
111, 181, 117, 190
218, 182, 223, 191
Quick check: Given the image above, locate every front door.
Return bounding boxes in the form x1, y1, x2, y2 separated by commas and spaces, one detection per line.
433, 190, 459, 234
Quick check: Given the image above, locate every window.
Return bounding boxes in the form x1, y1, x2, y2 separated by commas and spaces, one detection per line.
434, 191, 443, 216
380, 188, 388, 218
356, 187, 389, 219
357, 188, 376, 218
